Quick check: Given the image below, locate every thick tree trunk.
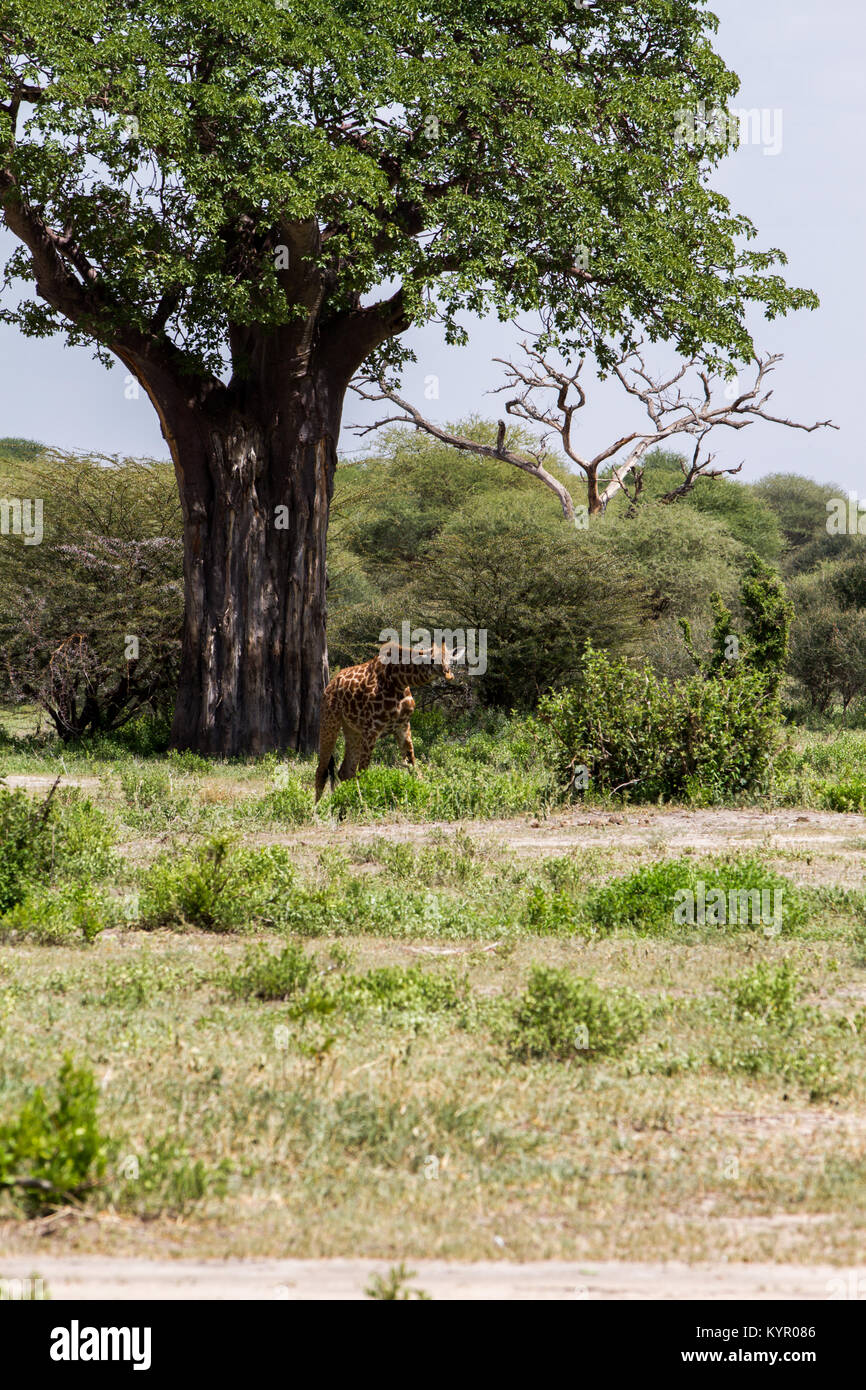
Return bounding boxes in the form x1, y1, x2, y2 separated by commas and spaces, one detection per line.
161, 375, 339, 757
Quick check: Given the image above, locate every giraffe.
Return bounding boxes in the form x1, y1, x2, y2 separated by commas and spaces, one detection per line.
315, 642, 463, 801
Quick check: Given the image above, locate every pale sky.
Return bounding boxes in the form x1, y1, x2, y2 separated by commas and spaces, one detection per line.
1, 1, 863, 490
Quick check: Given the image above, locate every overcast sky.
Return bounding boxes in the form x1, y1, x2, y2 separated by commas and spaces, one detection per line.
1, 1, 862, 491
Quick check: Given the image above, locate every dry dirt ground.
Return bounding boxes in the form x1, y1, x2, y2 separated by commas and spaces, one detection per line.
5, 772, 866, 866
0, 1253, 861, 1300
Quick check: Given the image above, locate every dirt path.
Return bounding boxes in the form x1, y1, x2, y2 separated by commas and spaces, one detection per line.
5, 772, 865, 855
2, 773, 105, 795
292, 805, 866, 856
255, 807, 866, 890
0, 1254, 859, 1300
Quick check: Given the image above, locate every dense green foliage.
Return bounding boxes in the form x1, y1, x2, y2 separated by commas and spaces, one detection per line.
509, 967, 648, 1061
0, 781, 54, 913
787, 552, 866, 712
329, 428, 763, 701
0, 779, 117, 941
3, 422, 857, 730
2, 2, 814, 376
0, 444, 181, 736
584, 856, 809, 937
539, 556, 792, 802
540, 649, 781, 804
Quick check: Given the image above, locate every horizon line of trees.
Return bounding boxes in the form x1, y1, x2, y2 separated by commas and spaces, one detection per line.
0, 428, 860, 742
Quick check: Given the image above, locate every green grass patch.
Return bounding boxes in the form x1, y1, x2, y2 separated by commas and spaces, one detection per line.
0, 1056, 109, 1214
584, 856, 811, 937
508, 965, 648, 1061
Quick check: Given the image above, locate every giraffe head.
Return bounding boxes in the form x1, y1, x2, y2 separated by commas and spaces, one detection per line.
377, 641, 463, 685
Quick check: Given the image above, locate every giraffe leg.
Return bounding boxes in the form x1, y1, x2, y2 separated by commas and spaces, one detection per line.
394, 721, 415, 769
357, 729, 380, 773
315, 704, 341, 802
338, 726, 365, 782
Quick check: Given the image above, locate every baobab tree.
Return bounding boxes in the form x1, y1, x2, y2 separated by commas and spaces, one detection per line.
1, 2, 818, 754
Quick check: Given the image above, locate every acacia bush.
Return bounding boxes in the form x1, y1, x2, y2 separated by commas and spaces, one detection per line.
540, 649, 780, 803
0, 448, 182, 739
540, 555, 790, 802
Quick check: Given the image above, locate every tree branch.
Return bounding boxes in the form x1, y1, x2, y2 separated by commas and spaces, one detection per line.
351, 344, 837, 522
349, 376, 576, 519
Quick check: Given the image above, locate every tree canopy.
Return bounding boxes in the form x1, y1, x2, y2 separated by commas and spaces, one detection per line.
2, 0, 816, 393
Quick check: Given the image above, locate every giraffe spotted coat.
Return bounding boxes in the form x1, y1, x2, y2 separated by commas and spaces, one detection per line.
315, 644, 457, 801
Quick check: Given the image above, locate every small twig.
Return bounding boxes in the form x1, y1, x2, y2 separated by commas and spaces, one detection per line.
610, 778, 640, 795
36, 775, 62, 825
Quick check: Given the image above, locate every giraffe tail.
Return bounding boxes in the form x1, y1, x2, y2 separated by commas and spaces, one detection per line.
327, 755, 337, 792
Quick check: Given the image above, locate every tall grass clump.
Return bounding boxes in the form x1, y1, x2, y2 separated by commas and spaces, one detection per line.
138, 837, 296, 932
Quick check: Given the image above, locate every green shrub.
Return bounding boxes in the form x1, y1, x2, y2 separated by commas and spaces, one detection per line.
721, 959, 803, 1026
539, 647, 780, 803
255, 779, 314, 824
584, 856, 806, 937
223, 942, 316, 1000
337, 964, 462, 1016
138, 837, 296, 932
50, 794, 117, 881
0, 882, 112, 945
523, 885, 584, 936
0, 1056, 108, 1214
508, 966, 647, 1061
0, 783, 115, 920
0, 782, 54, 913
819, 778, 866, 813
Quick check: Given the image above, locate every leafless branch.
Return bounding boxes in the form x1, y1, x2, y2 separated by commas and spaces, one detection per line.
350, 344, 836, 520
350, 376, 577, 520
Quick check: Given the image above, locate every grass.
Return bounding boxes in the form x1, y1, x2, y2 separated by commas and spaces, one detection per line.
3, 704, 866, 1264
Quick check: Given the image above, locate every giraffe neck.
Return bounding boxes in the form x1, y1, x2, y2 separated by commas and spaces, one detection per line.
378, 657, 436, 689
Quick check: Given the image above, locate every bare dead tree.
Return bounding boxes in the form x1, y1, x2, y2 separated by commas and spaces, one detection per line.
351, 346, 836, 518
350, 376, 579, 520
